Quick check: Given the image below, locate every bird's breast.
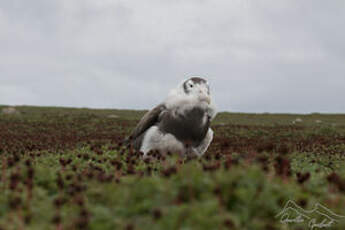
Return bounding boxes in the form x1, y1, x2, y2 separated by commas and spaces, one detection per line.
158, 107, 210, 146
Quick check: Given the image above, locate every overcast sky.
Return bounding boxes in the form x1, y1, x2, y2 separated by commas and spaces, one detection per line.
1, 0, 344, 113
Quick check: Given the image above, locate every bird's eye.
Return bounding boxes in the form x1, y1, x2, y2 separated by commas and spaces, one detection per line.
189, 84, 193, 88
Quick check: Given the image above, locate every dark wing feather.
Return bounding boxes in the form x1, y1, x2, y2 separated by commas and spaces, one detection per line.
125, 104, 166, 146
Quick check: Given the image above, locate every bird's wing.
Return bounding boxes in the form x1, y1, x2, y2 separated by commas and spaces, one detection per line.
128, 104, 166, 142
194, 128, 214, 156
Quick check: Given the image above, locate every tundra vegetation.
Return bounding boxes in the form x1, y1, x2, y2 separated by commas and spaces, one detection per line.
0, 106, 344, 230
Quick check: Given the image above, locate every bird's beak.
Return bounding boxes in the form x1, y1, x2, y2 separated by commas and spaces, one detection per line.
199, 95, 211, 104
198, 86, 211, 104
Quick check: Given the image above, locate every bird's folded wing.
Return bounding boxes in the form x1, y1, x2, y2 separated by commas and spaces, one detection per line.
128, 104, 166, 142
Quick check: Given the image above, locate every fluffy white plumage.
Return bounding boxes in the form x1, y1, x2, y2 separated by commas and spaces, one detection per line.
165, 78, 217, 120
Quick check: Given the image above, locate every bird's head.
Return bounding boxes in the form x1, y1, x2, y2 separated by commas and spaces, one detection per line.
182, 77, 211, 104
165, 76, 215, 111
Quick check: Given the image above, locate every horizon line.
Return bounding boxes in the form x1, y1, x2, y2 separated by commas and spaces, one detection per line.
1, 104, 345, 115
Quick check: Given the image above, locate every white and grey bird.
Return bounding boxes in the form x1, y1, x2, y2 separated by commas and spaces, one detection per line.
127, 77, 217, 157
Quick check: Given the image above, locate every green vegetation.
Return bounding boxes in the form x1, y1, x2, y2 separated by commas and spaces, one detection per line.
0, 106, 344, 230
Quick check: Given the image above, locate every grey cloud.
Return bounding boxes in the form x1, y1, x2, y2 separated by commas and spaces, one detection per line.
0, 0, 344, 113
